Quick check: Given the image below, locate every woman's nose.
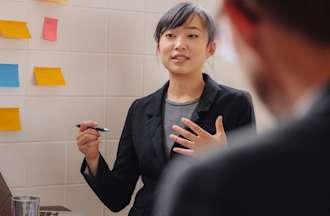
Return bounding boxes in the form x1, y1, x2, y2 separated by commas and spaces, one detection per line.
174, 37, 187, 50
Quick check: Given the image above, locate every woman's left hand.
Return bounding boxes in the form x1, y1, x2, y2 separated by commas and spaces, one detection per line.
169, 116, 227, 157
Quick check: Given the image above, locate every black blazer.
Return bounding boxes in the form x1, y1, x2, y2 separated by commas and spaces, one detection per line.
0, 172, 12, 216
81, 73, 255, 216
154, 83, 330, 216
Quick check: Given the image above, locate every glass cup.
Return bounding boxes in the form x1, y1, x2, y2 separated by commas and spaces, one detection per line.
11, 196, 40, 216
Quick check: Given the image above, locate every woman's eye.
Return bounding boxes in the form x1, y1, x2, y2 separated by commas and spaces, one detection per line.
188, 34, 199, 38
165, 33, 175, 38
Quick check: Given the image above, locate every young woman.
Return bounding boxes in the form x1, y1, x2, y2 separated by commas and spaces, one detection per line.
76, 2, 255, 216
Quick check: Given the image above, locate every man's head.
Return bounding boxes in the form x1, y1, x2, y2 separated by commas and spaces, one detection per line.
220, 0, 330, 117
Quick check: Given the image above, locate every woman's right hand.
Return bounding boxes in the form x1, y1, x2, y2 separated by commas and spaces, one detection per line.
76, 120, 101, 175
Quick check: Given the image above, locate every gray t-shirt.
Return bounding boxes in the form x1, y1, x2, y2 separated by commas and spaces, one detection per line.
164, 98, 199, 154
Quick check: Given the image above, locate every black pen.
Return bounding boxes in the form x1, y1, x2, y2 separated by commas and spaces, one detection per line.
76, 124, 109, 132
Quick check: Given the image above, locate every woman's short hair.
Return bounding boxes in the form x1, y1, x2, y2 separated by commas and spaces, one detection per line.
154, 1, 216, 44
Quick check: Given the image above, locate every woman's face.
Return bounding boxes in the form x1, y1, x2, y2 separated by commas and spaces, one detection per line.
157, 14, 215, 77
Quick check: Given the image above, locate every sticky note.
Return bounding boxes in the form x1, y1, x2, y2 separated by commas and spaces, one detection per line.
0, 108, 21, 131
34, 67, 66, 86
39, 0, 69, 3
0, 64, 20, 87
0, 20, 31, 39
42, 17, 58, 41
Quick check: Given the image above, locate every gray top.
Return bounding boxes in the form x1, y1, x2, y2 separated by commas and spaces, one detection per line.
164, 98, 199, 155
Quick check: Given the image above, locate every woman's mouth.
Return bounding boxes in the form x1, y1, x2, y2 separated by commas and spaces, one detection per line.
171, 54, 190, 63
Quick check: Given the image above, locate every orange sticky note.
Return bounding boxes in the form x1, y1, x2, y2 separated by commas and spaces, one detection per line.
0, 20, 31, 39
0, 108, 21, 131
34, 67, 66, 86
42, 17, 58, 41
40, 0, 69, 3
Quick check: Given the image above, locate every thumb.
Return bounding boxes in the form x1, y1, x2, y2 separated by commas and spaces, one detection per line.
215, 116, 225, 135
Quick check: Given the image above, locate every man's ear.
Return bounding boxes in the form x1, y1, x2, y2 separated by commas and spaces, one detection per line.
223, 0, 257, 49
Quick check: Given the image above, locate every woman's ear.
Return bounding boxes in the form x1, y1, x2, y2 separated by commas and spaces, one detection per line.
207, 41, 216, 58
156, 43, 160, 54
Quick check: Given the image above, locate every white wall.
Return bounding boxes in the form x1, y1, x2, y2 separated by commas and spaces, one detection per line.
0, 0, 273, 216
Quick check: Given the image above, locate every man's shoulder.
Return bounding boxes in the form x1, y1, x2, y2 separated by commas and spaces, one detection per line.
155, 115, 330, 215
180, 113, 330, 178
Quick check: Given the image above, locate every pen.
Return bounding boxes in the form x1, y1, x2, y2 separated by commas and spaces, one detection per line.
76, 124, 109, 132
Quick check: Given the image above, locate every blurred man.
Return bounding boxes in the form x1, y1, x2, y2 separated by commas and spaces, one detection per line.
154, 0, 330, 215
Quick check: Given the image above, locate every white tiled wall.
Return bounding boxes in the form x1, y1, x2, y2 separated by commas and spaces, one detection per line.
0, 0, 273, 216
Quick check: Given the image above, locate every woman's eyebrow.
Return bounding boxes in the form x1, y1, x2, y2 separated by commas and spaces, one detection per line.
184, 26, 202, 32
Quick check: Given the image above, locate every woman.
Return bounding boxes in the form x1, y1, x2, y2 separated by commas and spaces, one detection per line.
76, 2, 255, 216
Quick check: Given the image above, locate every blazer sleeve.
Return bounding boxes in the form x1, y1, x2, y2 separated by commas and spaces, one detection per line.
81, 100, 140, 212
232, 92, 256, 132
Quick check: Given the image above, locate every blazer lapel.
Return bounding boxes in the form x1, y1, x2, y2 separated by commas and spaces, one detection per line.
190, 73, 219, 124
145, 83, 169, 165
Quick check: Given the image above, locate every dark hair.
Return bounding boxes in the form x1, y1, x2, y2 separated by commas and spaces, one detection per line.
230, 0, 330, 45
154, 1, 216, 44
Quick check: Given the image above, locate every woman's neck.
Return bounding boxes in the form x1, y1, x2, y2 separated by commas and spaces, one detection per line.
167, 72, 205, 103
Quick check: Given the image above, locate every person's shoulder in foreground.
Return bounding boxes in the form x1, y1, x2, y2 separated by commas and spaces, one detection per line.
154, 95, 330, 215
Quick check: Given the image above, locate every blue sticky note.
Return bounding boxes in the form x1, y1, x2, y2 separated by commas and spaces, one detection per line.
0, 64, 20, 87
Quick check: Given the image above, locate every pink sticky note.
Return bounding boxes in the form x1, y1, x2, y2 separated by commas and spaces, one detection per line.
42, 17, 58, 41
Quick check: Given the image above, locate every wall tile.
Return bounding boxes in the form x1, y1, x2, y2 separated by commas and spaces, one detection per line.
0, 144, 26, 187
24, 143, 66, 186
143, 55, 168, 95
107, 55, 143, 97
108, 11, 144, 54
66, 185, 103, 216
27, 3, 66, 51
109, 0, 144, 11
69, 0, 108, 8
144, 13, 161, 55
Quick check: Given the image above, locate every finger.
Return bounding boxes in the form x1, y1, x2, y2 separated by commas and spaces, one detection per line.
77, 133, 99, 147
173, 147, 195, 157
86, 137, 101, 148
215, 116, 225, 134
79, 138, 100, 153
169, 134, 195, 149
172, 125, 197, 141
181, 117, 208, 136
78, 120, 98, 132
76, 129, 100, 142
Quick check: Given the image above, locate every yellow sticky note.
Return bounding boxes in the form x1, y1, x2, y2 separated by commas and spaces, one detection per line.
0, 20, 31, 39
39, 0, 69, 3
0, 108, 21, 131
34, 67, 66, 86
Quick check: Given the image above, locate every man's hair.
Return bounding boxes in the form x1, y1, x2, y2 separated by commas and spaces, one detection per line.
230, 0, 330, 45
154, 1, 216, 44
